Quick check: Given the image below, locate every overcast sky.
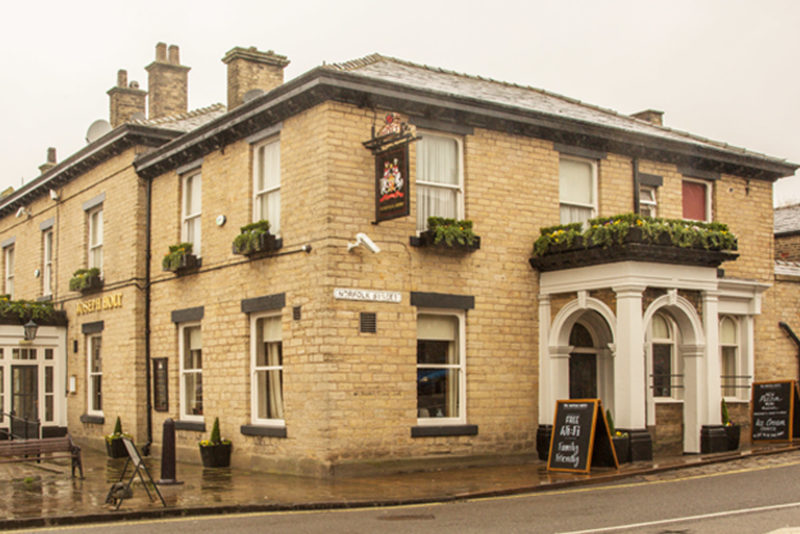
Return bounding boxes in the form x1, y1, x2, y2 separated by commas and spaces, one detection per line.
2, 1, 798, 205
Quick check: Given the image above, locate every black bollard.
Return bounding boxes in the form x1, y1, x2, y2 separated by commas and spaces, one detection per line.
157, 418, 183, 485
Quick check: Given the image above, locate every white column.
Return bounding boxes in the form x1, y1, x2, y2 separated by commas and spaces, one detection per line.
703, 291, 722, 425
538, 295, 553, 424
682, 344, 705, 453
613, 283, 647, 429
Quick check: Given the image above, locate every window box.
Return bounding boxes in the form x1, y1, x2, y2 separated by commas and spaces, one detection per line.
69, 268, 103, 294
530, 213, 739, 271
162, 243, 200, 274
232, 220, 282, 256
410, 217, 480, 252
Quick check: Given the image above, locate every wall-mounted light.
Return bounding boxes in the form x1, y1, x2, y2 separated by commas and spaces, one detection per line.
23, 320, 38, 341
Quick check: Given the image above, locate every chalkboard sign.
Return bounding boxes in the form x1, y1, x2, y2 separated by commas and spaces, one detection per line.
547, 399, 618, 473
751, 380, 800, 442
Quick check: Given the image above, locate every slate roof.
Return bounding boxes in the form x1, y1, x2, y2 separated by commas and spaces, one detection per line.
327, 54, 791, 168
775, 204, 800, 235
131, 103, 227, 132
776, 259, 800, 276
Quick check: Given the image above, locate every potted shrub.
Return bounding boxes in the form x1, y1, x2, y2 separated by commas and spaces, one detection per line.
722, 398, 740, 451
199, 417, 232, 468
412, 216, 480, 251
162, 242, 199, 273
232, 220, 280, 256
69, 268, 103, 294
606, 409, 630, 463
105, 417, 131, 459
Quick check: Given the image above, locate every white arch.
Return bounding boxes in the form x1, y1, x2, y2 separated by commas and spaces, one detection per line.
550, 296, 617, 347
643, 292, 707, 453
643, 293, 705, 347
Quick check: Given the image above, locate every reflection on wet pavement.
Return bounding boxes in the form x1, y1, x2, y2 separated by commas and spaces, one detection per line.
0, 442, 798, 526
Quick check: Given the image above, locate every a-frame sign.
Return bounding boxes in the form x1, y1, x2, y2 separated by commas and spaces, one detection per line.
751, 380, 800, 442
547, 399, 619, 473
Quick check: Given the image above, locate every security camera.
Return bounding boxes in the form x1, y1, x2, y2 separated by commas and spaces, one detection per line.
15, 207, 28, 218
348, 232, 380, 253
49, 189, 59, 201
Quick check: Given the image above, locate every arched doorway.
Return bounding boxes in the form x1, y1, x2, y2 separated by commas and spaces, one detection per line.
569, 323, 597, 399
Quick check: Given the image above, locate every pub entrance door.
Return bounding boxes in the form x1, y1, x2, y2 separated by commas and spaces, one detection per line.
11, 365, 38, 438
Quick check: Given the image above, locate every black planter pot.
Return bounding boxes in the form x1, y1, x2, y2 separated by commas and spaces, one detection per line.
724, 424, 740, 451
106, 437, 127, 459
199, 442, 232, 468
612, 435, 630, 464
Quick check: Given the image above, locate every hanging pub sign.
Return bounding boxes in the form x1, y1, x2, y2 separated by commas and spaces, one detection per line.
547, 399, 618, 473
363, 113, 419, 223
751, 380, 800, 442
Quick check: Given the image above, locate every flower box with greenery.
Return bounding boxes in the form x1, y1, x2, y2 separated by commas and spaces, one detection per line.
410, 217, 481, 251
232, 220, 281, 256
721, 398, 740, 451
530, 214, 739, 271
0, 296, 63, 326
162, 242, 200, 273
105, 417, 132, 459
199, 417, 232, 468
606, 409, 630, 463
69, 268, 103, 294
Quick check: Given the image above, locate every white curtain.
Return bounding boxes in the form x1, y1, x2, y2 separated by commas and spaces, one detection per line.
256, 317, 284, 419
417, 135, 458, 231
559, 159, 593, 224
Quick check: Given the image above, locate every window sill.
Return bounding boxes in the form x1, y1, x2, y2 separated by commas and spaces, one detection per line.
79, 414, 104, 425
240, 424, 287, 438
654, 398, 683, 405
174, 420, 206, 432
411, 424, 478, 438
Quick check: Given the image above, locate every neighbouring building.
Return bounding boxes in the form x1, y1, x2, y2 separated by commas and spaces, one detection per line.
0, 43, 796, 476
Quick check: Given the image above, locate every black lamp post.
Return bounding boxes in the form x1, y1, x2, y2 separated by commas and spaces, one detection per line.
23, 320, 38, 341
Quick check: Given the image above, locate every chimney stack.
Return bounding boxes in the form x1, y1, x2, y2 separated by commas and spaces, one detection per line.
222, 47, 289, 110
38, 147, 57, 175
107, 69, 147, 127
146, 42, 190, 120
631, 109, 664, 126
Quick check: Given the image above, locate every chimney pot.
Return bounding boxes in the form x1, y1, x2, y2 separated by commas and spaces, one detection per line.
155, 42, 167, 62
117, 69, 128, 88
47, 147, 56, 164
130, 80, 139, 89
168, 44, 180, 65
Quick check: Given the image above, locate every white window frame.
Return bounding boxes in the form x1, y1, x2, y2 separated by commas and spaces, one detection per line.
415, 130, 464, 232
179, 323, 203, 422
250, 312, 284, 426
181, 172, 202, 257
252, 137, 281, 235
416, 309, 467, 425
87, 206, 103, 271
650, 312, 682, 402
682, 177, 712, 222
559, 156, 598, 225
86, 334, 102, 416
639, 185, 658, 218
42, 229, 53, 296
3, 245, 13, 299
720, 315, 741, 401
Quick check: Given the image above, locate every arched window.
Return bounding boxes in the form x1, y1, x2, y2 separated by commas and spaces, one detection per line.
720, 316, 739, 398
651, 313, 678, 398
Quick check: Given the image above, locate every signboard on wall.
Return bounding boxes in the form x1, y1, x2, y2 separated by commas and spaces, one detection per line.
374, 143, 410, 223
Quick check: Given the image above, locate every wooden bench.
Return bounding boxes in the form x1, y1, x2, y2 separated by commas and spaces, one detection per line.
0, 435, 83, 477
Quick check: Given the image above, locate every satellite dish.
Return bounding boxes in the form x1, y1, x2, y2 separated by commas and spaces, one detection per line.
85, 119, 112, 144
242, 88, 265, 103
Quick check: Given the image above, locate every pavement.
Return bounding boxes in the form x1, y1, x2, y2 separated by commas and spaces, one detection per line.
1, 441, 799, 531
